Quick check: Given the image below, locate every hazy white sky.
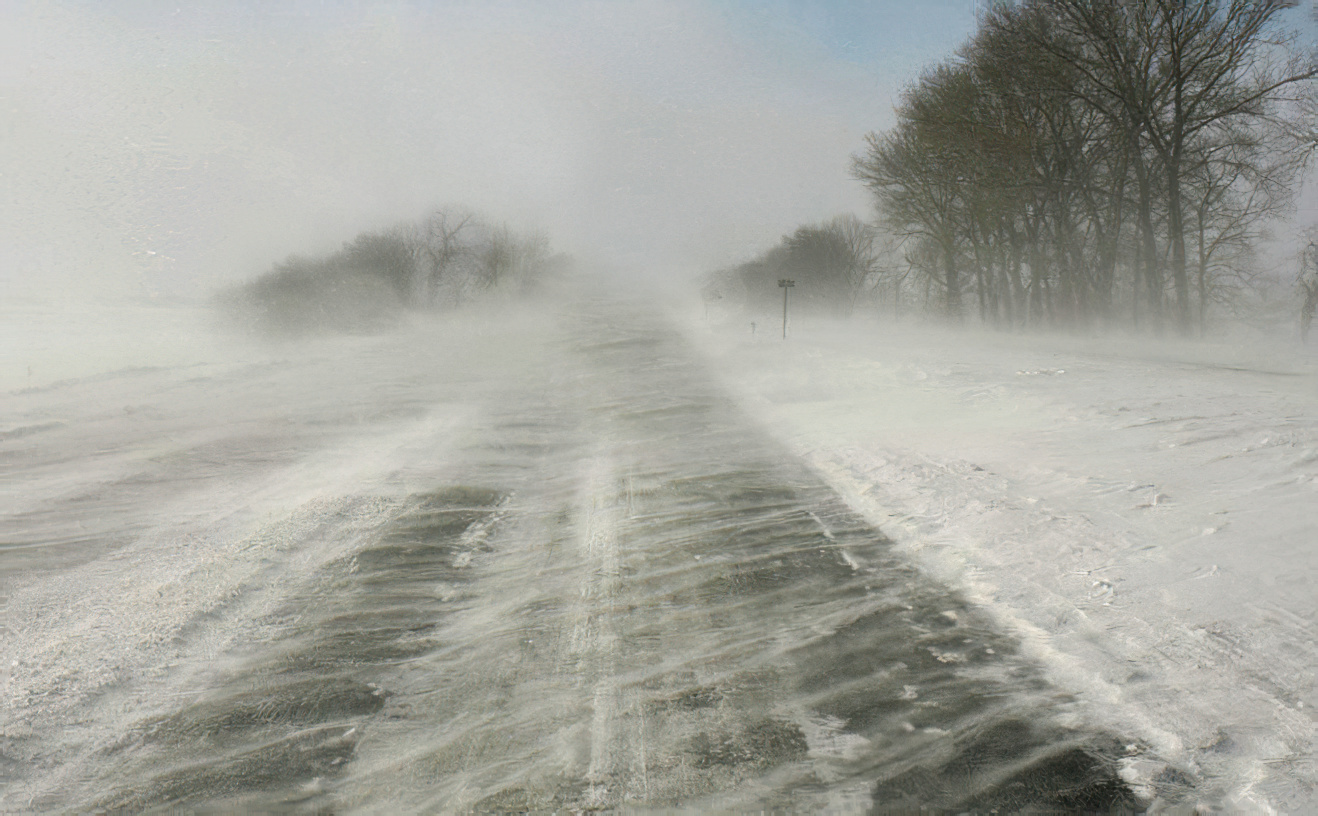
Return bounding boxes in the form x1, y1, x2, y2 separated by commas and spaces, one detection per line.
2, 0, 990, 300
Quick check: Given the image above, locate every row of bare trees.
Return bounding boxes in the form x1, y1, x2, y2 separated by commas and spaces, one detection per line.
853, 0, 1316, 334
405, 208, 552, 307
705, 215, 886, 317
223, 208, 556, 334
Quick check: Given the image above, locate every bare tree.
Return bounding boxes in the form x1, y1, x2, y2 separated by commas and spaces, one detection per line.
412, 207, 476, 305
853, 66, 979, 319
1047, 0, 1316, 333
829, 214, 881, 313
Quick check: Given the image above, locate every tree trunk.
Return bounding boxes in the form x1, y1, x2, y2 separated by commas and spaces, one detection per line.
1166, 148, 1192, 334
1006, 224, 1025, 329
1093, 147, 1127, 324
970, 228, 987, 323
943, 240, 962, 319
1029, 243, 1046, 327
1056, 216, 1076, 326
1197, 207, 1208, 337
1134, 154, 1161, 332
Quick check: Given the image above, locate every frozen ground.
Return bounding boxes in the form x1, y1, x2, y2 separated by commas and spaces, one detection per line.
694, 307, 1318, 812
0, 299, 233, 395
0, 279, 1314, 812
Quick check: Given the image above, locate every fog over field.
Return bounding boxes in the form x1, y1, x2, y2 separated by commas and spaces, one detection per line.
3, 2, 1318, 813
1, 0, 979, 303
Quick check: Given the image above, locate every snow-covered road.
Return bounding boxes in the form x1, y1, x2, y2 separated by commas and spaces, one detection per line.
1, 282, 1306, 811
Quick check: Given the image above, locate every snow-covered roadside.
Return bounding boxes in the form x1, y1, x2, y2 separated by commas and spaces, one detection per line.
691, 314, 1318, 813
0, 302, 556, 807
0, 301, 233, 394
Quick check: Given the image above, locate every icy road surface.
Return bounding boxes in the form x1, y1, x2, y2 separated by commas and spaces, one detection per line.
0, 283, 1299, 811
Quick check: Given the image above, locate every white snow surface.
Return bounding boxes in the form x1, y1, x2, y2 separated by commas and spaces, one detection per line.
692, 312, 1318, 813
3, 292, 1316, 811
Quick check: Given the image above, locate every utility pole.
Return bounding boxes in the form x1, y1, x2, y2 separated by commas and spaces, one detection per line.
778, 279, 795, 339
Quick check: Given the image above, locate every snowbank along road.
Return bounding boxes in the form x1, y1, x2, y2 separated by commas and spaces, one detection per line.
698, 302, 1318, 814
1, 285, 1218, 811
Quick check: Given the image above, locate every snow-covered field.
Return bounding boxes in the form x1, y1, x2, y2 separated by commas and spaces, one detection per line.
0, 300, 233, 394
694, 310, 1318, 812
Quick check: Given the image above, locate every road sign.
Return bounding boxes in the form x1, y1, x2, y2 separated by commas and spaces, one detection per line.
778, 280, 795, 338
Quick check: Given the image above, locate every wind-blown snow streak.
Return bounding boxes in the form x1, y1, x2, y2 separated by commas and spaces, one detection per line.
694, 312, 1318, 813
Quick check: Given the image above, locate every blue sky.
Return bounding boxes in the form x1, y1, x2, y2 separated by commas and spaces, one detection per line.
0, 1, 995, 298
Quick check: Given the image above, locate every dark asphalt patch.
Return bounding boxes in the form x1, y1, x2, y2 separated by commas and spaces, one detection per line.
93, 486, 507, 812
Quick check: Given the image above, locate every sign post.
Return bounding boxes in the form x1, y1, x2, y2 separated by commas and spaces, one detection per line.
778, 279, 795, 339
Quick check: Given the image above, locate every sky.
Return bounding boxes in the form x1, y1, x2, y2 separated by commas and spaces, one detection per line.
0, 0, 985, 302
4, 1, 1316, 304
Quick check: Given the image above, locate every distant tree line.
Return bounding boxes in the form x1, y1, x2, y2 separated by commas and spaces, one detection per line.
705, 215, 888, 318
220, 208, 562, 335
714, 1, 1316, 335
